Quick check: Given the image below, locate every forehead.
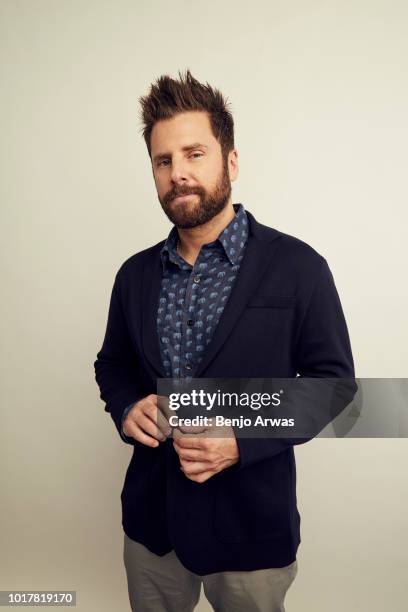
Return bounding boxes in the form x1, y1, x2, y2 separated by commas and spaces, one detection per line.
150, 111, 219, 154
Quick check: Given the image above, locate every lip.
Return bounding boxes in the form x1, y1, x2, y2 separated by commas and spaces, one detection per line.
172, 194, 196, 202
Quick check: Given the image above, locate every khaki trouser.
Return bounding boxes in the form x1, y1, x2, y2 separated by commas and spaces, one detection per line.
123, 533, 298, 612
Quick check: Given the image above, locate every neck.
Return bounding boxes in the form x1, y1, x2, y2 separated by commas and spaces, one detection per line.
177, 201, 236, 265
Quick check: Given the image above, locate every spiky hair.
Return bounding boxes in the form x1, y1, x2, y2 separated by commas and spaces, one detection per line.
139, 68, 235, 160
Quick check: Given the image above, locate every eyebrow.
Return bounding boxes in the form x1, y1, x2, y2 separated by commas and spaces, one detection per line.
153, 143, 208, 164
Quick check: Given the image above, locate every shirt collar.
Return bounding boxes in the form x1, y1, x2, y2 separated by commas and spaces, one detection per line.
160, 203, 248, 270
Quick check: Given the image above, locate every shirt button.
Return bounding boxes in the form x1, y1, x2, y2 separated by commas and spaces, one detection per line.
187, 319, 194, 326
185, 363, 193, 371
193, 276, 201, 283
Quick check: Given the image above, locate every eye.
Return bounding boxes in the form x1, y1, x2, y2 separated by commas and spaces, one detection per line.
190, 152, 203, 159
158, 159, 170, 167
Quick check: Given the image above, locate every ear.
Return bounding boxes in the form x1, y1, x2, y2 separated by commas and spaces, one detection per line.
228, 149, 239, 182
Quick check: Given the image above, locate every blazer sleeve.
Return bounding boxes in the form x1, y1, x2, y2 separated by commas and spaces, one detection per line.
94, 270, 145, 445
235, 257, 356, 469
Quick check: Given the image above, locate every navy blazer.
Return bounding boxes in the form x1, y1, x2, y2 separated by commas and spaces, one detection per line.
94, 207, 355, 575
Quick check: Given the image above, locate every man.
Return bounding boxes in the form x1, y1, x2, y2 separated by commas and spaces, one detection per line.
94, 69, 355, 612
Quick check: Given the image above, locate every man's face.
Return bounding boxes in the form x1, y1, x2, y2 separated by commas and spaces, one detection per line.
150, 111, 238, 229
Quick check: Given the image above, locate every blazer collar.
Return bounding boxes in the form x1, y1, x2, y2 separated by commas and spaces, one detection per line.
141, 207, 283, 379
160, 203, 248, 269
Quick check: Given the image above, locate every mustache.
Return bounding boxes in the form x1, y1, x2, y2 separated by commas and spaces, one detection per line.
165, 188, 203, 204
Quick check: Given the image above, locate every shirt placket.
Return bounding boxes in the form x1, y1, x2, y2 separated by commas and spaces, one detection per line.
179, 250, 207, 379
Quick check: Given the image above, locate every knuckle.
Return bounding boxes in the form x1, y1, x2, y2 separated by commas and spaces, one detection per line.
146, 402, 156, 416
133, 412, 143, 426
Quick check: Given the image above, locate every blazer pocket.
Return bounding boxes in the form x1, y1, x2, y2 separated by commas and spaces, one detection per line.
247, 295, 296, 308
213, 458, 292, 543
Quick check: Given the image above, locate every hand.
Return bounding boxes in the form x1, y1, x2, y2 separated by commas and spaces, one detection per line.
173, 426, 240, 483
123, 394, 172, 448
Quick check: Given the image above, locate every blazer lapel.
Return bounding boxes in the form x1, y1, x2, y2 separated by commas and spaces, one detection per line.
194, 211, 282, 377
141, 209, 282, 379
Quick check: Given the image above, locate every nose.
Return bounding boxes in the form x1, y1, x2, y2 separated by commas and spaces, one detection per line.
170, 158, 189, 184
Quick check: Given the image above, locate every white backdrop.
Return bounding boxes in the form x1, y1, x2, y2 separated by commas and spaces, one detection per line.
1, 1, 407, 610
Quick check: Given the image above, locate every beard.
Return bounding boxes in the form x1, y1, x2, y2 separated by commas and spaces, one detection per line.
158, 157, 232, 229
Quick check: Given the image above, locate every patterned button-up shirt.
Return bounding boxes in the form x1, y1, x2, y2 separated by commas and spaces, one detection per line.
120, 203, 249, 438
158, 202, 248, 381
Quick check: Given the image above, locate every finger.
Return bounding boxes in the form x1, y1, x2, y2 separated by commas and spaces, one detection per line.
173, 434, 210, 450
177, 423, 208, 434
128, 423, 160, 448
157, 395, 172, 420
137, 413, 166, 441
156, 408, 172, 438
182, 469, 215, 484
172, 427, 184, 441
146, 393, 158, 405
173, 445, 210, 462
141, 403, 171, 438
180, 460, 216, 476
